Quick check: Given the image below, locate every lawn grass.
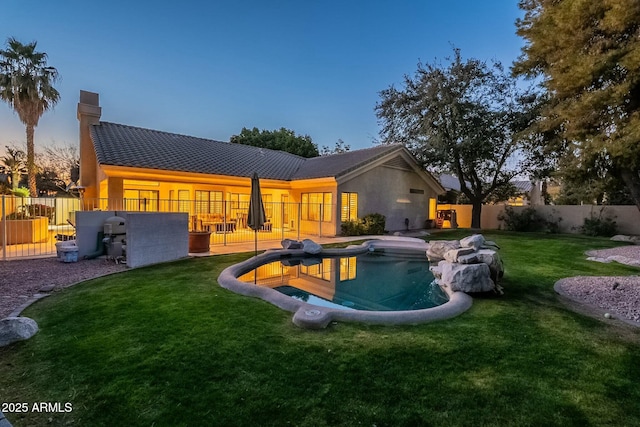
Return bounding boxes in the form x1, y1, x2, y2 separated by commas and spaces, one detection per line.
1, 231, 639, 426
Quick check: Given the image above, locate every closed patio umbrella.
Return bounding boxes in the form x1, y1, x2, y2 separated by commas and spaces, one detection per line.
247, 172, 266, 256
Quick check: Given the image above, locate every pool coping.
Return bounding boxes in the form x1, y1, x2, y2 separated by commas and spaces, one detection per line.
217, 238, 473, 329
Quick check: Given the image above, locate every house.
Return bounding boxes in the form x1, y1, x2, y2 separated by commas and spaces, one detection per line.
77, 90, 444, 237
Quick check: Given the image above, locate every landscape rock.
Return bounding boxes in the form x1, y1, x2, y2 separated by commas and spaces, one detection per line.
458, 249, 504, 284
443, 247, 476, 263
611, 235, 640, 245
281, 239, 304, 249
429, 261, 445, 280
440, 262, 495, 293
0, 317, 38, 347
427, 240, 461, 262
302, 239, 323, 254
460, 234, 485, 251
429, 234, 504, 294
481, 240, 501, 250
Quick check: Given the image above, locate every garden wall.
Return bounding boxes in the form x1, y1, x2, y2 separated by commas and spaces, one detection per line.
443, 204, 640, 235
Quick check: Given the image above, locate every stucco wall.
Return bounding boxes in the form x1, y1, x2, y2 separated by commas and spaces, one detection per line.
340, 165, 438, 232
447, 204, 640, 235
126, 212, 189, 268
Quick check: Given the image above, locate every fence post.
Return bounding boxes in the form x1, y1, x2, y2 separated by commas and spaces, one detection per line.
1, 195, 5, 262
223, 201, 227, 246
297, 203, 301, 241
281, 202, 285, 241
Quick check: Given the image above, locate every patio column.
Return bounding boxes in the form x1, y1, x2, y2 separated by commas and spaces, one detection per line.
107, 177, 124, 211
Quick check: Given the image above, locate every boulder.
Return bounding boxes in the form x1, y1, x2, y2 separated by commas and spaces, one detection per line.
0, 317, 38, 347
440, 262, 495, 293
458, 249, 504, 284
281, 239, 304, 249
611, 235, 640, 245
460, 234, 485, 251
426, 240, 461, 262
482, 240, 501, 250
302, 239, 323, 254
443, 247, 475, 263
429, 261, 445, 280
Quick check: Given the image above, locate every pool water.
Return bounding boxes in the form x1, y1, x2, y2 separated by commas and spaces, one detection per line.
238, 252, 449, 311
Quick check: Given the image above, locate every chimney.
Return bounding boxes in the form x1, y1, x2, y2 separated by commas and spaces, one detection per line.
77, 90, 102, 204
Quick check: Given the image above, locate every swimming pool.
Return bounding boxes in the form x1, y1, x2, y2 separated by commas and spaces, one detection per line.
238, 252, 449, 312
218, 238, 473, 329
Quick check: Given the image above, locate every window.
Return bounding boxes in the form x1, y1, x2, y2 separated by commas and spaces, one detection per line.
341, 192, 358, 221
263, 194, 273, 219
178, 190, 190, 213
301, 192, 332, 222
124, 190, 159, 211
339, 257, 357, 281
195, 190, 223, 214
301, 258, 333, 281
169, 190, 190, 212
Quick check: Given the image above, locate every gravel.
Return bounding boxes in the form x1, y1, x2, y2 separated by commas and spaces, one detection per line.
0, 257, 126, 318
556, 245, 640, 325
1, 245, 639, 326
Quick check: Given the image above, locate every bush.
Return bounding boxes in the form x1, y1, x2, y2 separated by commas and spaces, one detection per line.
25, 204, 55, 221
341, 213, 386, 236
497, 206, 560, 233
341, 220, 364, 236
5, 204, 55, 221
581, 214, 617, 237
362, 213, 386, 235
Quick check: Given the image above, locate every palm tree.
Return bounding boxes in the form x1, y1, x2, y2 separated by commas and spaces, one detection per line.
0, 37, 60, 196
1, 146, 27, 191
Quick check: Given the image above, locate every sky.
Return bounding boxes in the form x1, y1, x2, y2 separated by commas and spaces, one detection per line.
0, 0, 525, 153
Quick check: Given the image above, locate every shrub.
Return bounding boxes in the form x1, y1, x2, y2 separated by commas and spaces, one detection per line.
5, 204, 55, 221
497, 206, 560, 233
581, 214, 617, 237
362, 213, 386, 235
12, 187, 29, 198
341, 220, 364, 236
340, 213, 386, 236
25, 204, 55, 221
498, 206, 543, 232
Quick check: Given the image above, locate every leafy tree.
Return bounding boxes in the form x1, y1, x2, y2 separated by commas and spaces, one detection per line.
320, 139, 351, 156
0, 37, 60, 196
376, 49, 538, 228
1, 146, 26, 190
513, 0, 640, 212
230, 127, 319, 158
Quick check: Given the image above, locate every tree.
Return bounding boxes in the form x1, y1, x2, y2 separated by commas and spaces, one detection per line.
230, 127, 319, 158
376, 49, 538, 228
513, 0, 640, 212
320, 139, 351, 156
37, 142, 80, 193
0, 37, 60, 196
1, 146, 26, 191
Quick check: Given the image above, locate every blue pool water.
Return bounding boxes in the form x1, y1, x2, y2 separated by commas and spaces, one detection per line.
238, 252, 449, 311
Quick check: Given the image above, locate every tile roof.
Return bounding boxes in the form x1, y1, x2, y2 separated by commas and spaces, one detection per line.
512, 180, 533, 193
290, 144, 404, 180
90, 122, 306, 180
90, 122, 408, 181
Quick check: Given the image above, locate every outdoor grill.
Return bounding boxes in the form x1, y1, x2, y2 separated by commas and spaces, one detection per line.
103, 215, 126, 262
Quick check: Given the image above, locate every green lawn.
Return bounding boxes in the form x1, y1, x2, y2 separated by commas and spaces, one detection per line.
1, 231, 639, 427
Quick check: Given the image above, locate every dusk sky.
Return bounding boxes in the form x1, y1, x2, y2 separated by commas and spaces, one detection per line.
1, 1, 525, 153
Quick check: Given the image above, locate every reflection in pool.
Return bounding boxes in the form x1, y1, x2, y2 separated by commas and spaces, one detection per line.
238, 252, 449, 312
